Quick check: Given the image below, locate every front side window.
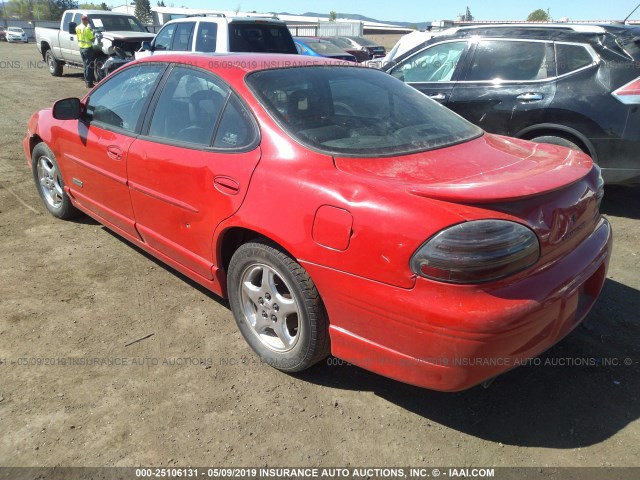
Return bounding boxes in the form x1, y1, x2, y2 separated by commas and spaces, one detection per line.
391, 41, 467, 82
153, 24, 176, 50
195, 22, 218, 52
85, 64, 165, 132
467, 40, 553, 82
248, 66, 481, 157
62, 12, 73, 32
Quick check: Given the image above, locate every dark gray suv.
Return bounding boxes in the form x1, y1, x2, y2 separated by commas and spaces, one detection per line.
383, 24, 640, 184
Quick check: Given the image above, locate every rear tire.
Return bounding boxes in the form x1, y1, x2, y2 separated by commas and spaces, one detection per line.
529, 135, 582, 152
228, 240, 330, 372
45, 50, 63, 77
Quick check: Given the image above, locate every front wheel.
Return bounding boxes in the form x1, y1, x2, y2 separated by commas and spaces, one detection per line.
227, 240, 330, 372
32, 143, 78, 219
45, 50, 63, 76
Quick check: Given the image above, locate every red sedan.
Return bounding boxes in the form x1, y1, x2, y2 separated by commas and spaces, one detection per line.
24, 54, 611, 391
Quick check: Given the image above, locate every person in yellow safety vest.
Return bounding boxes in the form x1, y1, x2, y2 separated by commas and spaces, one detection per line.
76, 15, 95, 88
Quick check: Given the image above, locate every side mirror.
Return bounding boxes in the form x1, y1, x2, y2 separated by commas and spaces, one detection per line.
141, 41, 154, 51
68, 21, 77, 35
53, 98, 81, 120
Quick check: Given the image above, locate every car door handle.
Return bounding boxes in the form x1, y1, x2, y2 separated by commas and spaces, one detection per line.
428, 93, 447, 101
214, 176, 240, 195
516, 92, 544, 102
107, 146, 122, 160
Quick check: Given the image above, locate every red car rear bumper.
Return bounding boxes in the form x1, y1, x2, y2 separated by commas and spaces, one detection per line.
303, 217, 611, 391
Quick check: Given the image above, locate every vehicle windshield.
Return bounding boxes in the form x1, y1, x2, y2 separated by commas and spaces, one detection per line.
247, 66, 482, 157
90, 15, 147, 32
8, 27, 23, 32
229, 23, 297, 53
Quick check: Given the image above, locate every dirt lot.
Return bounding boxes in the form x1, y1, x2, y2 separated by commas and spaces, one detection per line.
0, 42, 639, 471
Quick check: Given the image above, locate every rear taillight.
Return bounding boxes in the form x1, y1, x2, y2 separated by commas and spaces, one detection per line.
410, 220, 540, 284
612, 76, 640, 104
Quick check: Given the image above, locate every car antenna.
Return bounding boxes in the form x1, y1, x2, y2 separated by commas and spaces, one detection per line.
621, 2, 640, 24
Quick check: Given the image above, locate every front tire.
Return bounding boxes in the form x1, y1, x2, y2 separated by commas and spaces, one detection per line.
45, 50, 63, 76
32, 143, 78, 219
228, 240, 330, 372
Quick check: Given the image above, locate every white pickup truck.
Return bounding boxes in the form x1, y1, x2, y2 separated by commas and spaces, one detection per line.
36, 9, 155, 79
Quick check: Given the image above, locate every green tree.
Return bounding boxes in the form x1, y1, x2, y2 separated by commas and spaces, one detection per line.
527, 8, 550, 21
328, 10, 336, 21
464, 6, 473, 21
134, 0, 152, 23
157, 0, 165, 6
6, 0, 36, 20
79, 2, 110, 9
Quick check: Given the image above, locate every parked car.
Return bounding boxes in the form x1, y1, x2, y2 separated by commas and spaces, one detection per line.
24, 53, 610, 392
324, 36, 385, 61
7, 27, 28, 43
363, 29, 443, 68
36, 9, 155, 80
382, 24, 640, 184
294, 37, 356, 61
136, 15, 297, 59
0, 28, 7, 42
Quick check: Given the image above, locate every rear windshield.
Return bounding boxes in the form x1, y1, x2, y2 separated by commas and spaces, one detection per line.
229, 23, 297, 54
247, 66, 482, 157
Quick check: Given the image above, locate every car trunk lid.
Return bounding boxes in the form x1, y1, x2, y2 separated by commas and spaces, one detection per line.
333, 133, 593, 203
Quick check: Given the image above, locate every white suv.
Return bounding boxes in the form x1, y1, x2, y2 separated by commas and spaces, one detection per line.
136, 15, 297, 59
7, 27, 28, 43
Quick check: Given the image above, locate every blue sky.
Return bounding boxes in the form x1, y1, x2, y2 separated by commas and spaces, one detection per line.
174, 1, 640, 22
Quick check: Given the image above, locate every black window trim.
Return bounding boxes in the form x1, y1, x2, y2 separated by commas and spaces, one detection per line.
82, 62, 169, 137
138, 63, 261, 153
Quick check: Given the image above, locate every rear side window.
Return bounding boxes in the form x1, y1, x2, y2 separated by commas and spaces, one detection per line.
195, 22, 217, 52
213, 95, 259, 149
556, 43, 595, 75
229, 23, 296, 54
171, 22, 194, 51
148, 67, 228, 146
467, 40, 552, 81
